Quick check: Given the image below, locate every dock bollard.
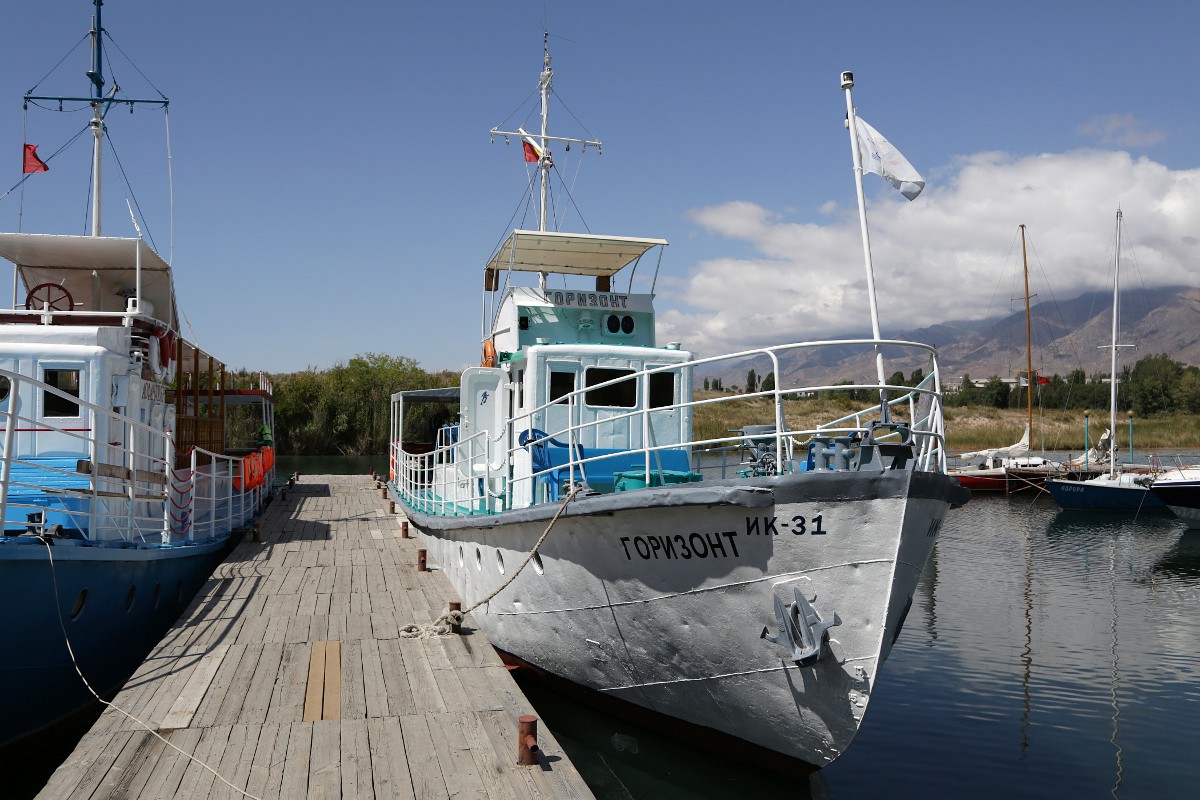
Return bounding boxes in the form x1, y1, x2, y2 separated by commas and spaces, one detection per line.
417, 549, 427, 572
252, 523, 261, 543
401, 520, 409, 538
449, 600, 462, 634
380, 487, 387, 499
517, 715, 539, 765
369, 466, 375, 478
389, 500, 395, 514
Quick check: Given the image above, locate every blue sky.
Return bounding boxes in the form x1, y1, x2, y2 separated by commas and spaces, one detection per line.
2, 1, 1198, 374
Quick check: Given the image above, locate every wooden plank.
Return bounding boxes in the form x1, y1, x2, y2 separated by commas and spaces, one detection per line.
303, 641, 328, 723
307, 719, 341, 800
278, 722, 313, 800
160, 643, 230, 730
322, 640, 341, 721
365, 716, 414, 800
427, 711, 490, 800
398, 713, 449, 800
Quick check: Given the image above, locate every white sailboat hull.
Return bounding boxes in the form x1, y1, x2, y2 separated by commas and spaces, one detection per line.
405, 468, 960, 766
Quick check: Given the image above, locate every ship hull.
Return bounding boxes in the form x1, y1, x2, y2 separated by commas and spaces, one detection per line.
401, 467, 965, 767
0, 537, 231, 747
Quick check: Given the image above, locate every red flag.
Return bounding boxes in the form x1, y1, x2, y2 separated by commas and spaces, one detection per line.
1037, 376, 1050, 385
23, 144, 49, 173
521, 138, 541, 163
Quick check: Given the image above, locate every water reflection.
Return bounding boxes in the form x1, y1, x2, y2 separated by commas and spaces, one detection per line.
523, 493, 1200, 798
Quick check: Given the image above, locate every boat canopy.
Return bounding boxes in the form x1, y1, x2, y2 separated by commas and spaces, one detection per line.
0, 233, 179, 329
485, 230, 667, 278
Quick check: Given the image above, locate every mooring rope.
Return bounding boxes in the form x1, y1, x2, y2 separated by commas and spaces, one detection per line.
401, 484, 582, 638
39, 537, 263, 800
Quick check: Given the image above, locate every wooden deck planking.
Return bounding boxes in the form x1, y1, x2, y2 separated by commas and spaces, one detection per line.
38, 474, 593, 800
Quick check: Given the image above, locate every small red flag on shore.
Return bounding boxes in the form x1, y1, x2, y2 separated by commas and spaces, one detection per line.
23, 144, 49, 173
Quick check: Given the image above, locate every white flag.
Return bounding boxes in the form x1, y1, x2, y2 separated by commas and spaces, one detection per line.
855, 116, 925, 200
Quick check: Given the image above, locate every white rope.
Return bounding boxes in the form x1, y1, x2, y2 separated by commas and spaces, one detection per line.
40, 537, 263, 800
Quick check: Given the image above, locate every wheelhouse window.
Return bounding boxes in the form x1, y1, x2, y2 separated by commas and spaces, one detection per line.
549, 370, 575, 404
649, 372, 676, 409
585, 368, 637, 408
43, 369, 81, 417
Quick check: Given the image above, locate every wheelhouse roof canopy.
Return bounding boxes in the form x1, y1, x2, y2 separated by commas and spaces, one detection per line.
0, 233, 179, 329
485, 230, 668, 278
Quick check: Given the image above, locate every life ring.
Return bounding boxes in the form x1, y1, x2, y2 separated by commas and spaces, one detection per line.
147, 335, 165, 381
481, 339, 497, 367
155, 328, 176, 368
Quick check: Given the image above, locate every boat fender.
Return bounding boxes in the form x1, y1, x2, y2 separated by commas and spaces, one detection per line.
482, 339, 497, 368
146, 335, 164, 381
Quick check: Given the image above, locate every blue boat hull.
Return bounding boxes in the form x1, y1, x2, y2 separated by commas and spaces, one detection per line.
0, 537, 232, 747
1046, 478, 1165, 511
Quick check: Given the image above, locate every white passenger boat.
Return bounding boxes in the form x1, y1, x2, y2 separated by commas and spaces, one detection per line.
388, 49, 969, 769
0, 1, 275, 746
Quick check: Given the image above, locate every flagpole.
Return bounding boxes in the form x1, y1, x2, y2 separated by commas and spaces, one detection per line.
841, 71, 889, 416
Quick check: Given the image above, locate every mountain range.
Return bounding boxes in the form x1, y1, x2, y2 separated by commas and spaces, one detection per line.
706, 286, 1200, 389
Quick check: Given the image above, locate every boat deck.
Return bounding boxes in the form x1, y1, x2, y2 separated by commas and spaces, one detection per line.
37, 474, 594, 800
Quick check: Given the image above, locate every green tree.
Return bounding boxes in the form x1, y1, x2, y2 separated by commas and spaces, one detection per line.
761, 372, 776, 391
981, 376, 1010, 409
746, 369, 758, 394
1128, 353, 1181, 416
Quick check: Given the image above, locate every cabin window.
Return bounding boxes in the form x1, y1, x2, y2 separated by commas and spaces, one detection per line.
585, 368, 637, 408
649, 372, 675, 409
549, 370, 575, 404
43, 369, 81, 417
0, 375, 9, 405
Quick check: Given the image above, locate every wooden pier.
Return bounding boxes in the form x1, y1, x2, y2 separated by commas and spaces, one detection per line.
38, 474, 594, 800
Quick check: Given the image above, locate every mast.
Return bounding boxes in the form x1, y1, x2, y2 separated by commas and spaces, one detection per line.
490, 37, 601, 296
88, 0, 105, 236
23, 0, 169, 240
1020, 225, 1033, 442
1107, 210, 1122, 477
538, 35, 551, 237
840, 71, 889, 415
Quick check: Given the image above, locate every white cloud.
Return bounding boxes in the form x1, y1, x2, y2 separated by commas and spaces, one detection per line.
659, 149, 1200, 356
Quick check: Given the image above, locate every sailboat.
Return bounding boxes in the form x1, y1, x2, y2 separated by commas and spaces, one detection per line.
0, 1, 274, 746
948, 226, 1072, 492
1046, 210, 1164, 511
387, 54, 968, 769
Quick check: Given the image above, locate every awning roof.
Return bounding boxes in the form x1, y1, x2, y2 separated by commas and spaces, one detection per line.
0, 233, 179, 329
485, 230, 667, 278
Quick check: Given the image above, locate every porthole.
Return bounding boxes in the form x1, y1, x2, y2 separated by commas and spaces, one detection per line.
152, 583, 161, 610
475, 548, 482, 571
606, 314, 621, 334
70, 588, 88, 620
125, 585, 137, 613
532, 551, 544, 575
496, 550, 506, 574
621, 315, 635, 334
0, 375, 10, 403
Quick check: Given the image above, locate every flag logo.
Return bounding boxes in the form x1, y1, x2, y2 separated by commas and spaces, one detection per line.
854, 118, 923, 200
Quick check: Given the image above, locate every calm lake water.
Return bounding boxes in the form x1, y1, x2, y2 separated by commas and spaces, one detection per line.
8, 455, 1199, 798
514, 491, 1200, 799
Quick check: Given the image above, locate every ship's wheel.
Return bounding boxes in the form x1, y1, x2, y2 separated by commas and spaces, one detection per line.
25, 283, 75, 312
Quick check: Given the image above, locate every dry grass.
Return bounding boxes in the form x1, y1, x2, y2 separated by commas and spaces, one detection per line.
692, 391, 1200, 451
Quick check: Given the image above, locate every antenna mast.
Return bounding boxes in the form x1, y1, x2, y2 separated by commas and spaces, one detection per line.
24, 0, 169, 237
491, 35, 601, 293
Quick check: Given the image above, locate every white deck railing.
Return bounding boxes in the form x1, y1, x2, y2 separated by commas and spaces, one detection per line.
391, 339, 948, 517
0, 368, 267, 545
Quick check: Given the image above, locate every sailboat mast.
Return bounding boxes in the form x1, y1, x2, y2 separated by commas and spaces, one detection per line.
88, 0, 105, 237
1020, 225, 1033, 440
840, 72, 889, 407
537, 35, 551, 236
1108, 210, 1122, 476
